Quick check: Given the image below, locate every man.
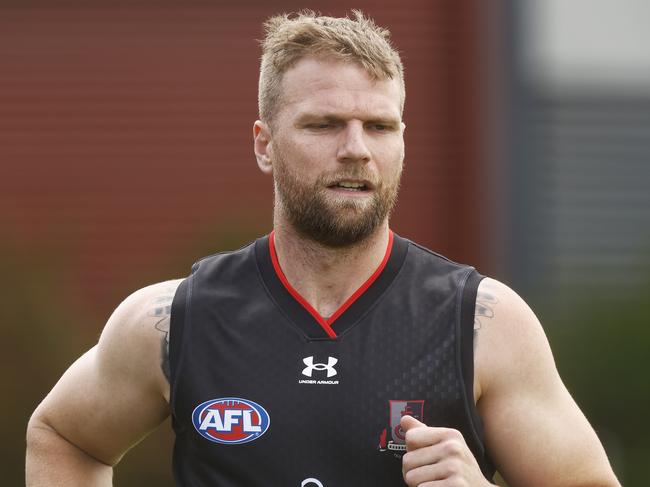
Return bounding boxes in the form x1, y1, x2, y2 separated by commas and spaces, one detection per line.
26, 11, 620, 487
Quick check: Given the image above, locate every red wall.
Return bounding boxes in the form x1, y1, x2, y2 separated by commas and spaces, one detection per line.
1, 0, 492, 313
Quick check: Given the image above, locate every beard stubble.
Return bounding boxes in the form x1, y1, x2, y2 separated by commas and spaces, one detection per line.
273, 151, 402, 248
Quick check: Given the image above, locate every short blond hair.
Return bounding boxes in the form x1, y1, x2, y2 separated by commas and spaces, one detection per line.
258, 10, 405, 125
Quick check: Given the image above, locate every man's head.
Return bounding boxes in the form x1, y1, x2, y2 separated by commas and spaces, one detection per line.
258, 10, 405, 128
254, 11, 406, 248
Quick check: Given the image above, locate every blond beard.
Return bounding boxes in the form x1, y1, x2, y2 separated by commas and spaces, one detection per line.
272, 151, 402, 248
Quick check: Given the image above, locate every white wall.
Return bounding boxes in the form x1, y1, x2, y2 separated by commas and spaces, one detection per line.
524, 0, 650, 91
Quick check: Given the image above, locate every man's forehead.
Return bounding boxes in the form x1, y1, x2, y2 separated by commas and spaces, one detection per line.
279, 57, 402, 119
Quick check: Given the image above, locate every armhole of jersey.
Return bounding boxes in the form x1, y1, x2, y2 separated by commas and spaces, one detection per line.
458, 269, 495, 479
169, 275, 192, 415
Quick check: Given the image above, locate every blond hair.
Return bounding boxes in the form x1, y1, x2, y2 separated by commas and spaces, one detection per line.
258, 10, 405, 125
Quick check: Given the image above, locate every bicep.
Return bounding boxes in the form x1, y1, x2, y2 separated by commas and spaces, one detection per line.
479, 366, 610, 485
33, 283, 177, 465
475, 280, 618, 486
35, 348, 167, 466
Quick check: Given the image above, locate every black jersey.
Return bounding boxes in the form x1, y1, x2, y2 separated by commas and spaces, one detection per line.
169, 231, 495, 486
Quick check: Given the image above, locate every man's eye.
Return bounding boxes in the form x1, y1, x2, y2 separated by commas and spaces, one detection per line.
370, 124, 392, 132
307, 123, 333, 129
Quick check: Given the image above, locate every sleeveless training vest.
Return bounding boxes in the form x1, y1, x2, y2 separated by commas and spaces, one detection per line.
169, 231, 495, 486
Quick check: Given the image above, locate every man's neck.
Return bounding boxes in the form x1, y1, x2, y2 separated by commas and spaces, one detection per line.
272, 221, 391, 319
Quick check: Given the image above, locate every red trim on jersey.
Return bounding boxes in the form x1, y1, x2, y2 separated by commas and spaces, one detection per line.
268, 230, 394, 339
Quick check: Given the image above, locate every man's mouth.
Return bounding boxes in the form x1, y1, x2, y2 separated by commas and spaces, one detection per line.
327, 180, 373, 192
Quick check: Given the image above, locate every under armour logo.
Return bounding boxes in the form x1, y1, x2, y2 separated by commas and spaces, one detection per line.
302, 356, 338, 378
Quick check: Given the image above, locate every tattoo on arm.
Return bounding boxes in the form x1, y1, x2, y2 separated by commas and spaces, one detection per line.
474, 280, 498, 350
148, 290, 175, 382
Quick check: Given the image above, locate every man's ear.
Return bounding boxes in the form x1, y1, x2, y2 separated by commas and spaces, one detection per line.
253, 120, 273, 175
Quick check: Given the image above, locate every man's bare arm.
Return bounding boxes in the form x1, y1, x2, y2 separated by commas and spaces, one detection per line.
474, 278, 620, 486
25, 280, 181, 486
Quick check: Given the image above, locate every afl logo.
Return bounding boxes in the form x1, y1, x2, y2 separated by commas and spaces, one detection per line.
192, 397, 270, 445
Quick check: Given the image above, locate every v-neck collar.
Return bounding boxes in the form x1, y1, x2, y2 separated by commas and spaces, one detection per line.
255, 230, 409, 340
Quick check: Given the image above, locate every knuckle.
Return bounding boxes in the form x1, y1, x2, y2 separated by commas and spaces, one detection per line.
450, 474, 470, 487
404, 428, 417, 444
436, 458, 458, 478
446, 427, 463, 440
447, 457, 463, 474
403, 468, 419, 486
442, 439, 463, 456
401, 452, 413, 470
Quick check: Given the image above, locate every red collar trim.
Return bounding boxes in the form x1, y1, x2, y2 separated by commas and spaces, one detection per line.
268, 231, 395, 339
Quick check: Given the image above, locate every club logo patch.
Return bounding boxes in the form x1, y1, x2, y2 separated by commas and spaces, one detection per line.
192, 397, 270, 445
378, 399, 425, 457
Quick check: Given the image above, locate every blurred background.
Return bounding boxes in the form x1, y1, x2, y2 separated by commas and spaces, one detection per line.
2, 0, 648, 485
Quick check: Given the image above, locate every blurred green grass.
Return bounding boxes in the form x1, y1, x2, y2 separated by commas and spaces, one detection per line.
539, 288, 650, 486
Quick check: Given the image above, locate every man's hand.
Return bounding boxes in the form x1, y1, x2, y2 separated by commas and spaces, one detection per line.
401, 415, 493, 487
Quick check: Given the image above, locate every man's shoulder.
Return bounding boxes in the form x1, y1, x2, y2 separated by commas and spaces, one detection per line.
473, 276, 552, 396
99, 279, 183, 360
189, 239, 260, 276
94, 279, 184, 400
114, 279, 184, 322
399, 235, 478, 274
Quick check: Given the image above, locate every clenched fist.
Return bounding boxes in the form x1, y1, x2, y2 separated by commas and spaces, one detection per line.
401, 415, 493, 487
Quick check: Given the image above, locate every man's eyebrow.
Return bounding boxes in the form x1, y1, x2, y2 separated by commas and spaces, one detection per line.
365, 117, 401, 126
295, 112, 400, 124
295, 113, 343, 123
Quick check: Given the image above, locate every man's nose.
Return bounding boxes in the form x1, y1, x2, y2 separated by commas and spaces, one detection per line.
336, 123, 371, 163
